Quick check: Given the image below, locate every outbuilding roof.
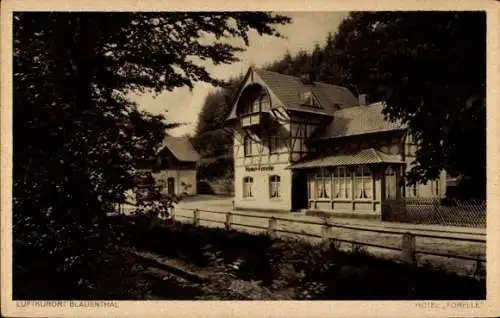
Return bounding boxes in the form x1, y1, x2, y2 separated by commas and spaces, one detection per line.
288, 148, 404, 170
159, 136, 200, 162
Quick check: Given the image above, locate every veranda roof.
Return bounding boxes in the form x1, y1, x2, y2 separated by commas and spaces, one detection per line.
288, 148, 404, 170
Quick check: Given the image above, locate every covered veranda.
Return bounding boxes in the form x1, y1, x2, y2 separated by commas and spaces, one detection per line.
289, 148, 405, 215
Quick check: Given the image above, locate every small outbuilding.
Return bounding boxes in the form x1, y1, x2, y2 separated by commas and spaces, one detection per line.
152, 135, 200, 196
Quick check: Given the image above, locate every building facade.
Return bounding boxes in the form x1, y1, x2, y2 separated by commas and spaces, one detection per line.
226, 68, 446, 216
152, 136, 200, 196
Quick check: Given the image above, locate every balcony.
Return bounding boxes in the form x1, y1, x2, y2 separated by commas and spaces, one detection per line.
240, 111, 269, 128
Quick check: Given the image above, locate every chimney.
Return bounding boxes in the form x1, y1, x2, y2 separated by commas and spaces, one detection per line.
358, 94, 368, 106
299, 71, 316, 85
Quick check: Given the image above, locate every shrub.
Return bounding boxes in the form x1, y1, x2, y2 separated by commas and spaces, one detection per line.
114, 217, 486, 300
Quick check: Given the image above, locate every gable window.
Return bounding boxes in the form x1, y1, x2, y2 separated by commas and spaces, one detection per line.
260, 94, 270, 112
251, 97, 260, 113
244, 135, 253, 157
355, 166, 373, 199
315, 168, 331, 199
299, 91, 321, 108
243, 177, 253, 198
269, 175, 281, 198
333, 167, 351, 199
243, 92, 270, 114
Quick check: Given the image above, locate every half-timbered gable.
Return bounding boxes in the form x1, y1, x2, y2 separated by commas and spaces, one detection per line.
226, 68, 446, 216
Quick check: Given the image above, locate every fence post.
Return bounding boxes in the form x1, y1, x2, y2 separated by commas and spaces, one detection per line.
193, 209, 200, 227
225, 212, 233, 231
267, 217, 277, 238
401, 232, 416, 265
170, 206, 175, 221
321, 223, 332, 240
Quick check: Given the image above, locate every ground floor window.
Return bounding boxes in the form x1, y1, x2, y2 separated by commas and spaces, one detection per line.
385, 167, 397, 199
269, 175, 281, 198
333, 167, 351, 199
315, 168, 331, 199
243, 176, 253, 198
432, 180, 440, 196
307, 165, 378, 202
355, 166, 372, 199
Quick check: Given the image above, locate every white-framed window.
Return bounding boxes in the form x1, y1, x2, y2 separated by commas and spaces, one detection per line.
244, 135, 252, 157
385, 166, 397, 199
269, 175, 281, 198
260, 94, 270, 112
315, 168, 331, 199
300, 91, 321, 108
244, 93, 270, 114
243, 176, 253, 198
269, 133, 280, 154
251, 98, 260, 113
354, 166, 373, 199
333, 167, 351, 199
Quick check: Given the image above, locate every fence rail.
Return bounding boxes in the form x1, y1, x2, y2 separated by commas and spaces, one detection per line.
173, 208, 486, 271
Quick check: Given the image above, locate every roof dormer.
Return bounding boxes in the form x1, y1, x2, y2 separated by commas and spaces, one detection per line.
299, 91, 321, 108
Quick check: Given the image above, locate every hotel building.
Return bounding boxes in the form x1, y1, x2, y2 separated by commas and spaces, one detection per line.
226, 68, 446, 217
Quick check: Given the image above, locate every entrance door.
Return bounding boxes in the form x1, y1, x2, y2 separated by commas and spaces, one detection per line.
167, 177, 175, 196
291, 170, 308, 211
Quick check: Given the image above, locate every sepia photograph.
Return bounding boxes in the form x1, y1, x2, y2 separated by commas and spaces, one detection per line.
1, 1, 499, 317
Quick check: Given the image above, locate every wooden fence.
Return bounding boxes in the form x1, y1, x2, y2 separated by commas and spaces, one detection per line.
173, 208, 486, 272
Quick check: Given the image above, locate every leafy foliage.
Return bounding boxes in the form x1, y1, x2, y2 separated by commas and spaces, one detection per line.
192, 77, 242, 152
266, 12, 486, 198
13, 11, 291, 298
331, 12, 486, 198
191, 75, 245, 180
118, 218, 486, 300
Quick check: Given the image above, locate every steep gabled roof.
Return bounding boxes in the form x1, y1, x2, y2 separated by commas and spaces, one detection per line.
226, 68, 359, 120
253, 69, 359, 113
225, 68, 405, 139
159, 136, 200, 162
313, 102, 406, 140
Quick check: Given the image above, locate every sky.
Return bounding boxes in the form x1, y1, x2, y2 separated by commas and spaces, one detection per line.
128, 12, 349, 137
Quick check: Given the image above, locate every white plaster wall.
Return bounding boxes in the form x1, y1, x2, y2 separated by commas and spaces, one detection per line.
234, 163, 292, 211
152, 169, 197, 196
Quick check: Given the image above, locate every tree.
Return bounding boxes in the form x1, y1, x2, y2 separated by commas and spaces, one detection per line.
267, 50, 295, 75
332, 12, 486, 198
13, 11, 291, 298
192, 75, 244, 181
310, 43, 323, 76
317, 32, 343, 85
